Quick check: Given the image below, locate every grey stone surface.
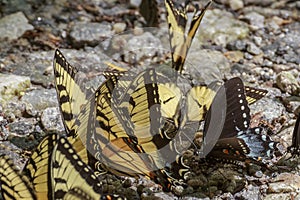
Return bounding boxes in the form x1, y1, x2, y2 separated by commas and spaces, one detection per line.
0, 12, 33, 40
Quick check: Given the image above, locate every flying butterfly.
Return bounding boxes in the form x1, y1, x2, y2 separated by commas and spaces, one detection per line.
0, 155, 36, 200
288, 114, 300, 156
202, 77, 279, 163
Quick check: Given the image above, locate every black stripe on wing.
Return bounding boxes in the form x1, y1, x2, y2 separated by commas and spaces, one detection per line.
0, 155, 37, 200
52, 137, 104, 199
23, 133, 58, 199
288, 115, 300, 156
53, 49, 89, 138
165, 0, 212, 73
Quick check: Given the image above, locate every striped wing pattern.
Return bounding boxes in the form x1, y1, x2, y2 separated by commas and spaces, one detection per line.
53, 49, 89, 138
21, 133, 125, 200
24, 133, 58, 199
0, 155, 37, 200
245, 86, 268, 105
51, 137, 104, 199
165, 0, 212, 73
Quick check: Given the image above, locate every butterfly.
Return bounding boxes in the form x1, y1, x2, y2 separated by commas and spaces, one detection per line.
23, 133, 124, 200
165, 0, 212, 73
288, 114, 300, 156
53, 49, 104, 173
91, 68, 192, 190
92, 68, 268, 191
53, 49, 93, 138
201, 77, 278, 163
52, 50, 173, 187
0, 155, 36, 200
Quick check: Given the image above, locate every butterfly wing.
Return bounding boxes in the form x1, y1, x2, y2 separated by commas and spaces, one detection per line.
202, 77, 251, 156
245, 86, 268, 105
53, 49, 90, 138
139, 0, 160, 27
51, 136, 106, 200
185, 81, 221, 123
23, 133, 58, 199
207, 127, 279, 163
204, 77, 251, 139
165, 0, 211, 73
0, 155, 37, 200
289, 115, 300, 156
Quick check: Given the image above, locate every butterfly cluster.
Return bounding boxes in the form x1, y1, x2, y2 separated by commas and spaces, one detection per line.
0, 0, 298, 199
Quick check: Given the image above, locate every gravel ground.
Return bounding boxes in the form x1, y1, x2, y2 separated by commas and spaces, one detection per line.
0, 0, 299, 199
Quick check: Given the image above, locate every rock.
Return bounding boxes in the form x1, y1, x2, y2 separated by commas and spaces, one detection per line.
268, 173, 300, 193
147, 192, 176, 200
276, 71, 300, 95
113, 22, 126, 33
130, 0, 142, 8
21, 89, 58, 112
0, 12, 34, 40
249, 88, 286, 123
185, 49, 230, 84
243, 0, 275, 6
224, 50, 244, 63
227, 40, 247, 51
197, 9, 249, 46
0, 73, 31, 103
70, 22, 113, 48
246, 42, 262, 55
123, 32, 165, 65
0, 0, 32, 15
264, 193, 295, 200
253, 36, 262, 46
41, 107, 65, 133
243, 12, 265, 30
229, 0, 244, 10
2, 101, 25, 120
234, 185, 261, 200
7, 118, 36, 136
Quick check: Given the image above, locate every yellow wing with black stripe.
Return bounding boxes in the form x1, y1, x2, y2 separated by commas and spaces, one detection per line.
0, 155, 36, 200
51, 136, 105, 200
53, 49, 90, 138
90, 68, 190, 191
24, 133, 124, 199
165, 0, 212, 73
24, 133, 58, 199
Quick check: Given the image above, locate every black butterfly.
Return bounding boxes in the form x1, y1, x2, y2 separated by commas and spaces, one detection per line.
201, 77, 278, 163
288, 115, 300, 156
